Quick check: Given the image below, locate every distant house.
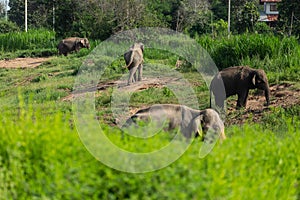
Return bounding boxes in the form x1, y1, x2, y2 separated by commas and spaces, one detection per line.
258, 0, 281, 25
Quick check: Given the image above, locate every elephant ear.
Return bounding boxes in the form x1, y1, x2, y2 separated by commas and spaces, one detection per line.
140, 43, 144, 52
80, 39, 85, 45
190, 114, 204, 138
252, 70, 266, 86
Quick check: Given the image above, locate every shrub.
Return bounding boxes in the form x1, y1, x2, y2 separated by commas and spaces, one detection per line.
254, 22, 273, 34
0, 20, 20, 34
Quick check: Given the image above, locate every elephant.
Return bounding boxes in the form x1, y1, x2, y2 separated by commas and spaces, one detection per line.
210, 66, 270, 109
123, 43, 144, 85
57, 37, 90, 56
123, 104, 226, 141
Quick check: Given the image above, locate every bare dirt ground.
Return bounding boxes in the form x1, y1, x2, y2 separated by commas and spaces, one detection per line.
61, 76, 182, 102
0, 57, 52, 68
226, 82, 300, 125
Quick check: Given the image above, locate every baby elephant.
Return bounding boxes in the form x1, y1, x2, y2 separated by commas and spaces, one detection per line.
124, 104, 226, 141
57, 37, 90, 56
210, 66, 270, 109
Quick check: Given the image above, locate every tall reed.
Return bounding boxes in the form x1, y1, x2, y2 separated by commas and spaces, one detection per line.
0, 29, 56, 52
196, 33, 300, 71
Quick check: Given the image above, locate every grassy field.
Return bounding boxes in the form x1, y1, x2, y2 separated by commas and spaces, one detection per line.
0, 106, 299, 199
0, 30, 299, 199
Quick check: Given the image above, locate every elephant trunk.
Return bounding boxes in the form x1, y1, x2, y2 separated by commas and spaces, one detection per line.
264, 86, 270, 106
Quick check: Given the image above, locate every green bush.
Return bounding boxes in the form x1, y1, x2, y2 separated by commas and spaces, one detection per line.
0, 20, 20, 34
254, 22, 273, 34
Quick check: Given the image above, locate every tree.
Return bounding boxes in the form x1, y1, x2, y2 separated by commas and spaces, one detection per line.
8, 0, 24, 27
143, 0, 174, 27
278, 0, 300, 37
9, 0, 53, 30
172, 0, 211, 35
54, 0, 82, 37
111, 0, 146, 32
234, 1, 259, 33
209, 0, 227, 21
0, 1, 5, 18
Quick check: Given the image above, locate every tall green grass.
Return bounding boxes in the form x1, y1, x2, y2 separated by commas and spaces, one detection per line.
0, 104, 299, 199
196, 34, 300, 74
0, 29, 56, 52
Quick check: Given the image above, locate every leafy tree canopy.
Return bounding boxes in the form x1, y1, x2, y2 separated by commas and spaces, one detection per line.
5, 0, 300, 39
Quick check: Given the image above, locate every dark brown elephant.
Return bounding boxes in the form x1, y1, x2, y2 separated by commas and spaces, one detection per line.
123, 43, 144, 85
57, 37, 90, 56
210, 66, 270, 109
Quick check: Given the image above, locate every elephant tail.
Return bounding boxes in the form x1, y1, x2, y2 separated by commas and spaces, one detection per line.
125, 50, 134, 69
209, 90, 212, 108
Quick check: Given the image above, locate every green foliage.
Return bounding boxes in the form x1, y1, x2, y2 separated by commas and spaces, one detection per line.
261, 106, 300, 134
0, 48, 58, 59
234, 1, 259, 33
0, 20, 19, 33
130, 87, 178, 106
254, 22, 274, 34
5, 0, 300, 39
211, 19, 228, 37
0, 29, 56, 52
195, 33, 300, 80
0, 26, 299, 199
210, 0, 228, 21
278, 0, 300, 37
0, 106, 299, 199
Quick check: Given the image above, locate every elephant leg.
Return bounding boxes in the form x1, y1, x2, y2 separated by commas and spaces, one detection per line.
133, 72, 137, 82
242, 90, 249, 107
237, 90, 249, 108
216, 98, 225, 109
137, 64, 143, 81
128, 65, 139, 85
213, 92, 225, 109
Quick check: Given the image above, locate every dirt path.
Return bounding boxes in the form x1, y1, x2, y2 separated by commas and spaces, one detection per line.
226, 83, 300, 125
0, 57, 52, 68
61, 76, 182, 102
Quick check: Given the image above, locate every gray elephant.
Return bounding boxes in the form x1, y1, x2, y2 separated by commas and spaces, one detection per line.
57, 37, 90, 56
210, 66, 270, 109
123, 104, 226, 141
123, 43, 144, 85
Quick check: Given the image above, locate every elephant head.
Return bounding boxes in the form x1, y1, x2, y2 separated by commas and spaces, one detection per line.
252, 69, 270, 106
191, 109, 226, 142
75, 38, 90, 51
